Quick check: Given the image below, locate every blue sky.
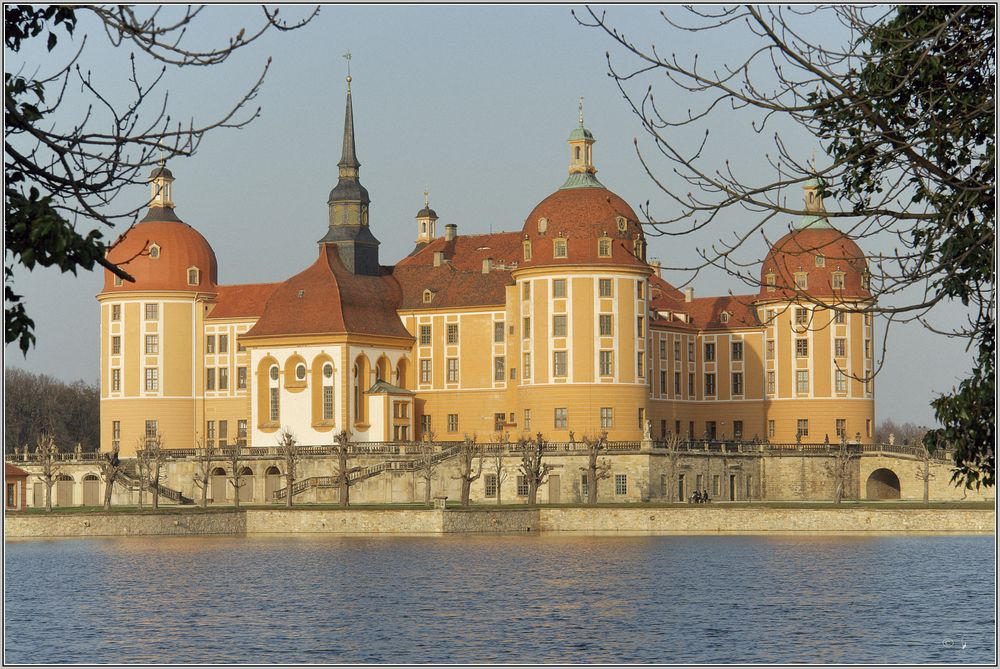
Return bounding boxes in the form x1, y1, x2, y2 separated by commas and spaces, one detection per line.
5, 5, 974, 426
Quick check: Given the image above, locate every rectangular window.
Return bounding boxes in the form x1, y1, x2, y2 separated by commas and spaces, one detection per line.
206, 335, 215, 354
219, 420, 228, 447
638, 407, 645, 430
832, 273, 845, 289
523, 352, 531, 379
835, 310, 846, 324
706, 420, 716, 440
836, 419, 846, 438
797, 419, 809, 438
143, 334, 158, 354
659, 370, 666, 394
522, 282, 530, 299
712, 475, 720, 497
206, 368, 215, 391
237, 366, 247, 389
112, 336, 121, 355
673, 340, 681, 361
448, 414, 459, 432
766, 340, 774, 360
494, 321, 505, 343
269, 387, 279, 421
598, 314, 612, 336
688, 373, 695, 396
523, 241, 532, 261
494, 412, 506, 432
659, 339, 666, 359
734, 420, 743, 440
111, 368, 121, 392
688, 421, 695, 439
637, 352, 644, 377
553, 351, 567, 377
219, 335, 228, 354
553, 239, 568, 258
419, 325, 431, 345
552, 278, 567, 298
866, 419, 871, 438
705, 373, 716, 396
600, 407, 613, 429
768, 420, 775, 438
766, 308, 775, 323
446, 324, 459, 344
554, 408, 568, 429
615, 474, 628, 496
517, 476, 529, 497
522, 317, 530, 339
834, 338, 847, 358
796, 338, 809, 358
731, 372, 743, 395
636, 316, 644, 337
864, 339, 871, 357
237, 341, 246, 352
494, 357, 505, 381
447, 358, 459, 382
704, 343, 715, 362
238, 419, 248, 445
688, 341, 694, 361
552, 315, 567, 337
112, 420, 121, 443
111, 304, 121, 321
795, 273, 808, 290
795, 307, 808, 325
581, 473, 589, 499
323, 386, 334, 420
767, 371, 775, 395
731, 341, 743, 361
144, 303, 158, 320
420, 415, 431, 436
598, 238, 611, 257
145, 420, 158, 439
420, 359, 431, 383
219, 367, 229, 390
836, 370, 847, 393
599, 350, 613, 376
524, 408, 531, 431
796, 370, 809, 395
144, 368, 159, 392
598, 278, 612, 297
207, 420, 216, 446
484, 474, 498, 498
636, 281, 644, 299
674, 371, 681, 395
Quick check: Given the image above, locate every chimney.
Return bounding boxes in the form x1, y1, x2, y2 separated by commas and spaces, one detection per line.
685, 287, 694, 303
650, 259, 662, 278
482, 257, 493, 274
433, 251, 443, 267
444, 224, 457, 241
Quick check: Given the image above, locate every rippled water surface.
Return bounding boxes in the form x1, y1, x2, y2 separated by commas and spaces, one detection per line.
4, 533, 995, 664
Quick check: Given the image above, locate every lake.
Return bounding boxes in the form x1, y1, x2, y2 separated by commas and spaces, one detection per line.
4, 533, 995, 664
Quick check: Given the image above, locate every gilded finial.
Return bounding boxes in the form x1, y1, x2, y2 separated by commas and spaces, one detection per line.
343, 50, 353, 89
578, 96, 585, 126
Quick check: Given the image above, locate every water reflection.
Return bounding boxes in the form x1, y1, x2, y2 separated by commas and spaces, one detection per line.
4, 534, 995, 664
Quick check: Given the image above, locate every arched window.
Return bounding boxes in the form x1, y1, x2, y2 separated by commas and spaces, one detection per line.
523, 240, 532, 261
322, 363, 335, 420
575, 146, 581, 160
187, 267, 200, 286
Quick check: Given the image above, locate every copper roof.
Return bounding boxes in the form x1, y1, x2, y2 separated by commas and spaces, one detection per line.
103, 218, 218, 293
761, 227, 870, 301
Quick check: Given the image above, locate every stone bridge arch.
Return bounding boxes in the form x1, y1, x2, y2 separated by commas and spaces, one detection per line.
866, 468, 901, 500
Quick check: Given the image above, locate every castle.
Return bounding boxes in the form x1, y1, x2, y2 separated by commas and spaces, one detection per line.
97, 79, 877, 460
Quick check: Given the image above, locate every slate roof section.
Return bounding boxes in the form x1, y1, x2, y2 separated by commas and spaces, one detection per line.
244, 243, 411, 340
208, 283, 279, 320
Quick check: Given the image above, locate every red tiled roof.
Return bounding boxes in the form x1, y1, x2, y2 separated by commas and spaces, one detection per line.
5, 463, 29, 478
394, 232, 521, 309
102, 218, 219, 293
518, 188, 648, 269
761, 227, 870, 301
684, 294, 761, 330
244, 244, 411, 340
208, 283, 278, 320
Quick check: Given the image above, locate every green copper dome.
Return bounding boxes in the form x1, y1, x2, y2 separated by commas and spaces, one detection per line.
568, 126, 594, 141
796, 214, 834, 230
560, 172, 605, 190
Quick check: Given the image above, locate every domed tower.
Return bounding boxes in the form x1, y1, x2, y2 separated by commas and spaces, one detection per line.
756, 179, 875, 444
98, 162, 219, 456
510, 106, 652, 441
415, 190, 438, 246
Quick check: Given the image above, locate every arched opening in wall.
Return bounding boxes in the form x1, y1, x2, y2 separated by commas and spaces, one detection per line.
210, 466, 227, 503
264, 466, 281, 502
353, 355, 371, 425
239, 467, 255, 502
82, 474, 100, 506
375, 355, 391, 383
866, 468, 901, 500
56, 474, 74, 507
396, 358, 409, 389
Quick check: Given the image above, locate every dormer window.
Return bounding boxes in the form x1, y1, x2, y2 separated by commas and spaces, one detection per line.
114, 275, 123, 287
815, 254, 825, 267
523, 240, 532, 261
832, 271, 845, 289
632, 237, 646, 261
187, 267, 200, 286
148, 244, 160, 259
553, 238, 567, 259
766, 272, 776, 291
537, 217, 548, 234
422, 289, 434, 304
720, 311, 730, 324
598, 237, 611, 258
861, 269, 870, 290
794, 272, 808, 290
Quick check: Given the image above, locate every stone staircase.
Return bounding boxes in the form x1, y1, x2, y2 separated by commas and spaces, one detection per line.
117, 466, 195, 505
272, 444, 462, 502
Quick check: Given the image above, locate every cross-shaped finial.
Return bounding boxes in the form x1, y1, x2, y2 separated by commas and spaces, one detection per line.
424, 188, 429, 207
343, 51, 353, 89
578, 96, 585, 126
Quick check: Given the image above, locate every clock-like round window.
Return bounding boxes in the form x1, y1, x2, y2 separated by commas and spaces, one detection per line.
537, 217, 548, 233
616, 216, 628, 232
149, 244, 160, 258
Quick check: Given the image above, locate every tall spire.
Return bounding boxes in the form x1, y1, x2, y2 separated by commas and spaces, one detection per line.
339, 54, 359, 174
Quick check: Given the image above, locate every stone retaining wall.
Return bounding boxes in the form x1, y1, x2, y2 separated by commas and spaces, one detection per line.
4, 506, 994, 538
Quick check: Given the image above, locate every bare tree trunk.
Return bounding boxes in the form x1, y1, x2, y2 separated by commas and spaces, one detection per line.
151, 461, 161, 510
45, 482, 53, 512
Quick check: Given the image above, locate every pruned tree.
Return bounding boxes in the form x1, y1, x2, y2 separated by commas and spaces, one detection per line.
824, 439, 859, 504
661, 432, 684, 502
580, 432, 612, 505
94, 441, 124, 511
191, 437, 217, 509
5, 5, 318, 353
332, 430, 360, 508
484, 433, 509, 506
578, 5, 994, 488
225, 445, 247, 509
914, 446, 937, 503
276, 428, 298, 508
416, 434, 438, 507
518, 433, 554, 507
33, 432, 61, 511
452, 434, 484, 507
134, 437, 151, 510
145, 433, 167, 510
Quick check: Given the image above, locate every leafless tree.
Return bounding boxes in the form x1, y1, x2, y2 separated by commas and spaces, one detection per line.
661, 432, 685, 502
580, 432, 612, 505
518, 433, 554, 507
824, 439, 859, 504
452, 434, 484, 507
144, 433, 168, 510
225, 445, 248, 509
484, 433, 509, 506
914, 446, 936, 503
134, 437, 151, 510
94, 441, 124, 511
276, 428, 298, 508
191, 437, 217, 509
33, 432, 61, 512
875, 419, 929, 446
332, 430, 360, 508
417, 432, 438, 507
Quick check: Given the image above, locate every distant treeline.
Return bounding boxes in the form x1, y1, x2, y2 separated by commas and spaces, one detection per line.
5, 368, 100, 454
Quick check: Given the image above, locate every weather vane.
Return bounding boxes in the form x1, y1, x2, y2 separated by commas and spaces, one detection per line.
578, 96, 585, 125
343, 50, 352, 89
